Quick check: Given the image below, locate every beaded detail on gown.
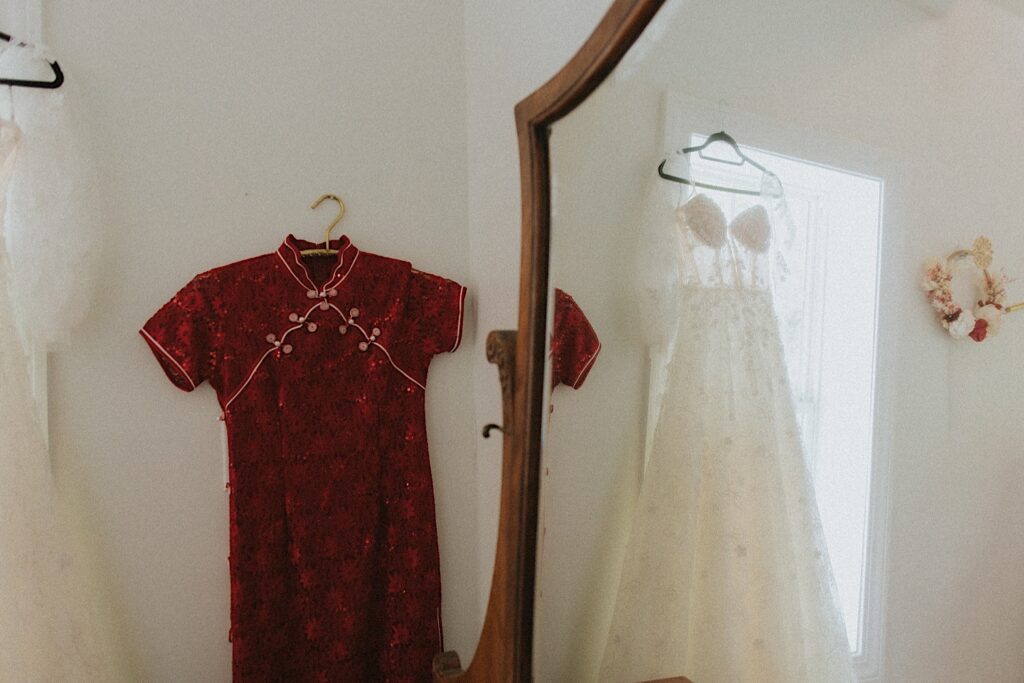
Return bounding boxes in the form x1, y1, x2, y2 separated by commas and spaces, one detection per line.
600, 191, 855, 682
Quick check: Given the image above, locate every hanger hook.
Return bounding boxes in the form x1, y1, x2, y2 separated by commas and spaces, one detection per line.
717, 99, 728, 132
311, 194, 345, 247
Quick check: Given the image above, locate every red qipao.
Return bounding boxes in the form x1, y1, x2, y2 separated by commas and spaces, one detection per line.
140, 235, 466, 682
550, 288, 601, 390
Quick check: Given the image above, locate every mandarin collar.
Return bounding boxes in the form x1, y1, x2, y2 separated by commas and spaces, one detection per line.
276, 234, 360, 296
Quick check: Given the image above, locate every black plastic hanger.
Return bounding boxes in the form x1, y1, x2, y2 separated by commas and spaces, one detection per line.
658, 131, 768, 197
0, 31, 64, 89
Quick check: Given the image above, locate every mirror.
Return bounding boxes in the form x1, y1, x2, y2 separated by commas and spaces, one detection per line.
534, 0, 1024, 680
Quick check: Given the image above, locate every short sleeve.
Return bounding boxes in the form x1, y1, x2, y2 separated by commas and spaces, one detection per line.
406, 269, 467, 356
550, 289, 601, 390
139, 276, 216, 392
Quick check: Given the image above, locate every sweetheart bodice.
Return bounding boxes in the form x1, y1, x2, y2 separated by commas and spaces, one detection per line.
674, 191, 775, 291
676, 192, 771, 253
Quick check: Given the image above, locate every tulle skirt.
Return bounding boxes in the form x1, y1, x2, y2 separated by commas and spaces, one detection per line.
599, 287, 854, 683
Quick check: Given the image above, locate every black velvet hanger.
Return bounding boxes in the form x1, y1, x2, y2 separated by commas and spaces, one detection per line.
657, 131, 769, 197
0, 31, 64, 89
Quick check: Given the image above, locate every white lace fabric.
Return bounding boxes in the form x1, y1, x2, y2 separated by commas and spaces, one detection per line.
0, 67, 102, 346
0, 96, 120, 677
634, 165, 794, 345
602, 169, 854, 682
674, 192, 773, 290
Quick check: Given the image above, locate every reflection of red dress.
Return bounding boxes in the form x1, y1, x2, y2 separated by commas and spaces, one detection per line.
550, 288, 601, 390
141, 235, 466, 682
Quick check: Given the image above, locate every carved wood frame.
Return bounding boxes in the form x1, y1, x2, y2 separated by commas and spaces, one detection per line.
434, 1, 666, 680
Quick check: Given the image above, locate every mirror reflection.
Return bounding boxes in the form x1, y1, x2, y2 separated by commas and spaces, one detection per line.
538, 0, 1024, 681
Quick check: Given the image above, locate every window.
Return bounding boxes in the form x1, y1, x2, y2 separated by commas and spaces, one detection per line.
688, 134, 884, 660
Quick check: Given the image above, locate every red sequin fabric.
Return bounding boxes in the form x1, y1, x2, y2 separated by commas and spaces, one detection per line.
140, 235, 466, 682
550, 288, 601, 390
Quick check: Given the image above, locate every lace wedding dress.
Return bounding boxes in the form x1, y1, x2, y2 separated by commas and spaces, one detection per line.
599, 175, 855, 682
0, 114, 118, 678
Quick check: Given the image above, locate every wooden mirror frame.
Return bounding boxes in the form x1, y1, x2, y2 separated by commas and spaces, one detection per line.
434, 1, 667, 680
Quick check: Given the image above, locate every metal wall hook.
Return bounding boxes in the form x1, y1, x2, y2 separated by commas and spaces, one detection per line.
482, 423, 504, 438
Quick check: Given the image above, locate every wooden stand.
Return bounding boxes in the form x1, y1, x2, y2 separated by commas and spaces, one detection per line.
435, 1, 671, 680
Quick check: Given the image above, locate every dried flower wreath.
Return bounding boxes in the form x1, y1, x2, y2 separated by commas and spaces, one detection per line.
922, 236, 1014, 342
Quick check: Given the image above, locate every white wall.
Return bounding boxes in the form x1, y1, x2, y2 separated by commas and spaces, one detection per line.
19, 0, 1024, 681
40, 2, 475, 680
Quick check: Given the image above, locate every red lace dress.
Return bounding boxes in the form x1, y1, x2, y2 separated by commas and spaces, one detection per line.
140, 235, 466, 682
550, 288, 601, 390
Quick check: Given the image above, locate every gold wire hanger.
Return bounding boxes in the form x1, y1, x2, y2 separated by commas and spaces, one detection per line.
299, 194, 346, 256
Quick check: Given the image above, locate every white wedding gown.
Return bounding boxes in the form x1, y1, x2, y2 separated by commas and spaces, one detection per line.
0, 116, 119, 678
599, 184, 855, 682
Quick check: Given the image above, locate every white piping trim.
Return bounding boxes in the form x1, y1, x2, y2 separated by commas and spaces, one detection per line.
223, 320, 307, 409
300, 302, 323, 319
349, 319, 426, 391
276, 250, 311, 290
322, 242, 357, 291
451, 285, 466, 352
371, 341, 426, 391
224, 346, 277, 409
141, 327, 197, 390
324, 248, 360, 292
223, 299, 426, 409
571, 340, 601, 389
286, 243, 318, 291
320, 249, 346, 289
279, 239, 358, 295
